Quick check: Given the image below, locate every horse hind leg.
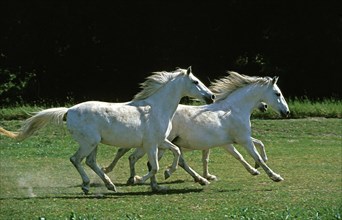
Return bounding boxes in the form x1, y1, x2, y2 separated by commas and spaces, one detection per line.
102, 148, 131, 174
70, 133, 116, 194
224, 144, 260, 176
86, 148, 116, 192
127, 148, 146, 185
242, 140, 283, 182
177, 153, 210, 185
70, 147, 92, 194
160, 140, 180, 179
252, 137, 268, 169
202, 149, 217, 181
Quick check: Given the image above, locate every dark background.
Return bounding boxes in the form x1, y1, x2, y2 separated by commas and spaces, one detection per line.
1, 1, 341, 105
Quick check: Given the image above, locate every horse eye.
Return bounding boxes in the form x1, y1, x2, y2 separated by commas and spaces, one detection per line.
193, 80, 199, 85
275, 92, 281, 97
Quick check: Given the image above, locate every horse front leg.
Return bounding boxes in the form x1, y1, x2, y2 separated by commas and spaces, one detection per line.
149, 148, 166, 190
135, 145, 165, 192
241, 139, 283, 182
102, 148, 131, 173
224, 144, 260, 176
202, 149, 218, 181
251, 137, 268, 169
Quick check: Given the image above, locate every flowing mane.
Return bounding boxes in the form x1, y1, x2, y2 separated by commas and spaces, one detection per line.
133, 69, 187, 101
209, 71, 272, 101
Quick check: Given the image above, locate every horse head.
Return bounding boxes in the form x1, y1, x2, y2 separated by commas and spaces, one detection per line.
262, 76, 290, 117
180, 66, 215, 104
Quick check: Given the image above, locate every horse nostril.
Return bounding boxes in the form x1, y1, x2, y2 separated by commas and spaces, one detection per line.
211, 94, 216, 100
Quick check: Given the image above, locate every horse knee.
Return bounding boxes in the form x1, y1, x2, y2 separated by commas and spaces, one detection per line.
70, 156, 78, 166
85, 156, 95, 167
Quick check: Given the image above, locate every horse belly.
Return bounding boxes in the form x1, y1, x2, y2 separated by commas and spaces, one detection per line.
99, 120, 144, 148
172, 107, 236, 149
173, 126, 231, 149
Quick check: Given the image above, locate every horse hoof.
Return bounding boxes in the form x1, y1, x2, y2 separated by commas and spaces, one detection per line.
205, 174, 218, 181
164, 170, 171, 180
195, 177, 210, 185
126, 177, 135, 185
271, 174, 284, 182
251, 169, 261, 176
133, 175, 143, 184
200, 179, 210, 186
106, 184, 117, 192
81, 181, 90, 195
82, 186, 89, 195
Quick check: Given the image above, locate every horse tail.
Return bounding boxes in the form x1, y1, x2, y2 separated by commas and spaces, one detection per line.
0, 107, 69, 141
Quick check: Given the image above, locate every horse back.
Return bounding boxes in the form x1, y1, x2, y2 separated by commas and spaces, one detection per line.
66, 101, 149, 147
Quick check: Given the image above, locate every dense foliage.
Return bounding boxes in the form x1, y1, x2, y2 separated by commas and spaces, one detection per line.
1, 1, 340, 105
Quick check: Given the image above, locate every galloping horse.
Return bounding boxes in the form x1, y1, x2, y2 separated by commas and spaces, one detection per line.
0, 67, 215, 193
104, 71, 289, 185
103, 102, 268, 184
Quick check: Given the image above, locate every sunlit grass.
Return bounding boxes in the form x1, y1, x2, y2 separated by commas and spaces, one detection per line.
0, 118, 341, 219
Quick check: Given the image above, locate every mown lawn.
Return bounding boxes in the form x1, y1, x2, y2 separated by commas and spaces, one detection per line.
0, 118, 341, 219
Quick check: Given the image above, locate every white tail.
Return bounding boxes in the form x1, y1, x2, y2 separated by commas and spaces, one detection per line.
0, 107, 68, 141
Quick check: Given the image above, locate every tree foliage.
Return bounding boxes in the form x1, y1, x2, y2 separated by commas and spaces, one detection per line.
0, 1, 340, 105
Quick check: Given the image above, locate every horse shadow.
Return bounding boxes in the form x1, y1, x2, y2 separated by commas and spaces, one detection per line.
0, 180, 203, 201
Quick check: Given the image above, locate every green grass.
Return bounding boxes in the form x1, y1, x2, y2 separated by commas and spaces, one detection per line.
0, 103, 73, 120
252, 98, 342, 119
0, 118, 341, 219
1, 98, 341, 120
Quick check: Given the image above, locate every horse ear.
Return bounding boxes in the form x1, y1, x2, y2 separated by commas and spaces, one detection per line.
272, 76, 279, 84
186, 66, 192, 75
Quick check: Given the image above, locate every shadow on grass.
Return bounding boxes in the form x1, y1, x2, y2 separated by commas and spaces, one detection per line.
0, 179, 203, 201
0, 188, 203, 201
87, 179, 186, 187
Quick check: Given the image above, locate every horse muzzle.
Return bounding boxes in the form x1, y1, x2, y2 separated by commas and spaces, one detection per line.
280, 110, 290, 118
204, 94, 216, 104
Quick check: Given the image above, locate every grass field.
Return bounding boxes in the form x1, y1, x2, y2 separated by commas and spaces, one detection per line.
0, 117, 341, 219
1, 98, 341, 120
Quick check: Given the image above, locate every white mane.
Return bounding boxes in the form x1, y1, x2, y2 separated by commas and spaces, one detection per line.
133, 69, 187, 101
210, 71, 272, 101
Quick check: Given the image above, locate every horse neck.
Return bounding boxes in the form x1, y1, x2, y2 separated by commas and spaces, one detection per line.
144, 80, 184, 120
221, 84, 265, 115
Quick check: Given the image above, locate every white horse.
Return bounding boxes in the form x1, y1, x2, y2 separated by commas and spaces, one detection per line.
0, 67, 215, 194
104, 71, 289, 185
103, 102, 268, 184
